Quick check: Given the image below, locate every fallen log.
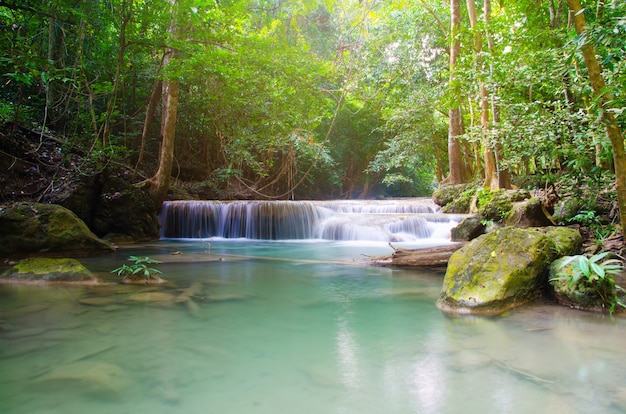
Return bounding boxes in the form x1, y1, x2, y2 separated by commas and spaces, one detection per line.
370, 242, 465, 268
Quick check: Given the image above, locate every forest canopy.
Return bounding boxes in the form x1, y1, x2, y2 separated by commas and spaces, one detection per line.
0, 0, 624, 207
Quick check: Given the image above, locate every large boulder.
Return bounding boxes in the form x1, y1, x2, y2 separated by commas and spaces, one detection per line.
91, 174, 159, 241
0, 202, 113, 257
1, 257, 98, 284
504, 197, 556, 228
437, 226, 582, 315
44, 167, 159, 241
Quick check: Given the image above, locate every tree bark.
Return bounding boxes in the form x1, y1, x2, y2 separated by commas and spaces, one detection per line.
445, 0, 470, 184
484, 0, 510, 189
466, 0, 496, 188
144, 0, 179, 210
566, 0, 626, 228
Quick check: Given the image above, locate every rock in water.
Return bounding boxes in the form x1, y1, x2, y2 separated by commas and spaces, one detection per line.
549, 256, 616, 312
32, 361, 129, 398
437, 226, 582, 315
1, 257, 98, 283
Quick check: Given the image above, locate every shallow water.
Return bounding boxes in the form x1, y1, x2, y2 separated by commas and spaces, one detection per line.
1, 240, 626, 414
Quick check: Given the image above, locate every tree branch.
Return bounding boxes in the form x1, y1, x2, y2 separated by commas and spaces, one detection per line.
0, 1, 77, 25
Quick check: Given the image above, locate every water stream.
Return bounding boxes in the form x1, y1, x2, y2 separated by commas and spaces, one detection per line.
1, 200, 625, 413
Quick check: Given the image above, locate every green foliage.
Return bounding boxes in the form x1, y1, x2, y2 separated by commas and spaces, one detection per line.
111, 256, 162, 280
1, 0, 624, 201
441, 188, 476, 214
552, 252, 625, 312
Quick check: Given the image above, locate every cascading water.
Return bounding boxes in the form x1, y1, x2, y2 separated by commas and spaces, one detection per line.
159, 199, 467, 242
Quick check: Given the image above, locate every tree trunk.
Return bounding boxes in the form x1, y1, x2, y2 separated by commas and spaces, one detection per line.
445, 0, 470, 184
135, 78, 162, 171
466, 0, 503, 189
144, 0, 179, 210
566, 0, 626, 228
484, 0, 510, 189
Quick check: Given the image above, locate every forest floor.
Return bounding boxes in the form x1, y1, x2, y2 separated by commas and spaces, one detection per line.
1, 122, 623, 257
0, 124, 81, 204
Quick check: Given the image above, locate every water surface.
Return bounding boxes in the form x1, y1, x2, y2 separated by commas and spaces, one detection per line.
1, 240, 625, 414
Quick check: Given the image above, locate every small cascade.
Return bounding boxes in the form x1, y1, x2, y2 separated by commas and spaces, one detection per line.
160, 199, 466, 242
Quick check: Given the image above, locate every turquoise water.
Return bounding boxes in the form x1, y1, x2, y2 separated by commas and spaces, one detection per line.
1, 240, 626, 414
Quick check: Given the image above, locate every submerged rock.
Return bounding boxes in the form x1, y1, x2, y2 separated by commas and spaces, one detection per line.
126, 291, 177, 304
32, 361, 129, 398
437, 226, 582, 315
0, 257, 98, 284
0, 203, 113, 258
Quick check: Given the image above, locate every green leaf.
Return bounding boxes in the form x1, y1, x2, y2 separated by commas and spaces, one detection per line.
590, 262, 605, 278
577, 257, 590, 278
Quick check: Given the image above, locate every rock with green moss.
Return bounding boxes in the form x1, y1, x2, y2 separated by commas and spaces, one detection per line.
0, 203, 114, 257
504, 197, 555, 228
537, 226, 583, 256
471, 189, 531, 222
437, 226, 582, 315
433, 183, 476, 212
548, 256, 616, 312
0, 257, 98, 283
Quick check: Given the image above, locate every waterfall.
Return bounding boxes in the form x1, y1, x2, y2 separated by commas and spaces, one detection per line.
159, 199, 466, 242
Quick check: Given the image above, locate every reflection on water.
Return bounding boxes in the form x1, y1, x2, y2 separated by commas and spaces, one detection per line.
1, 240, 625, 414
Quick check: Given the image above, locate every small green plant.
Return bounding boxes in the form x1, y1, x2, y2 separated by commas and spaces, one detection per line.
556, 252, 622, 287
111, 256, 162, 280
552, 252, 626, 312
566, 209, 601, 227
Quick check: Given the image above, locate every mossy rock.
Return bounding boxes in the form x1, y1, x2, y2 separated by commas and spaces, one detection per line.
0, 257, 98, 283
537, 226, 582, 256
433, 183, 476, 210
504, 197, 556, 228
549, 256, 617, 312
437, 226, 582, 315
472, 189, 531, 222
451, 215, 485, 242
0, 203, 114, 257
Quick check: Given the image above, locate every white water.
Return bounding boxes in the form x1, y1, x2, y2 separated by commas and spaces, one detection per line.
159, 199, 466, 243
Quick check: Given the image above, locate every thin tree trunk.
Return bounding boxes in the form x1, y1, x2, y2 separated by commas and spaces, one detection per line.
135, 78, 162, 170
100, 0, 131, 147
445, 0, 469, 184
484, 0, 510, 188
567, 0, 626, 228
466, 0, 499, 189
144, 0, 179, 210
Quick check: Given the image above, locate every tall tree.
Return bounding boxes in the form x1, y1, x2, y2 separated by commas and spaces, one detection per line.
566, 0, 626, 228
143, 0, 179, 209
445, 0, 470, 184
466, 0, 497, 187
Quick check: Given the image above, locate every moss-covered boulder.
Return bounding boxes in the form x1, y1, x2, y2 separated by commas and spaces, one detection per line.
0, 203, 114, 257
548, 256, 617, 312
0, 257, 98, 283
470, 189, 531, 222
437, 226, 582, 315
504, 197, 556, 228
432, 183, 476, 212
